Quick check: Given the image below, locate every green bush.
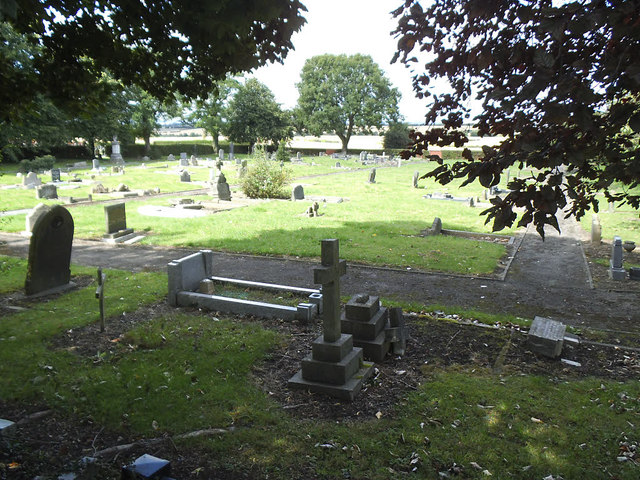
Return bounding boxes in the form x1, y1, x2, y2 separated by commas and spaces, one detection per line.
18, 155, 56, 173
383, 122, 411, 149
276, 140, 289, 163
239, 149, 292, 199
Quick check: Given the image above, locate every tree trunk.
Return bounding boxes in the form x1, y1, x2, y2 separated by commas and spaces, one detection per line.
88, 137, 96, 158
144, 135, 151, 154
211, 133, 219, 152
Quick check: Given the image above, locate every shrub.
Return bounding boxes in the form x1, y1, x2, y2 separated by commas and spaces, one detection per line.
276, 140, 289, 163
239, 148, 292, 199
18, 155, 56, 173
383, 122, 411, 149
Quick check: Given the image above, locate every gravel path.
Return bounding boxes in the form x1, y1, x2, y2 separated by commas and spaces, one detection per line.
1, 213, 638, 333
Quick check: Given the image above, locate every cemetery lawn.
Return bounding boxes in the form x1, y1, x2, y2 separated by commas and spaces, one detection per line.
1, 256, 639, 479
1, 158, 516, 275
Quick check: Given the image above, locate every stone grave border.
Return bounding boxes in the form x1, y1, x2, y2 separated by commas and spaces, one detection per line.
168, 250, 322, 322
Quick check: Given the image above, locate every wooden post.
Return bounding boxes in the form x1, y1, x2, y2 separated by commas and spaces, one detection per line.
96, 267, 106, 332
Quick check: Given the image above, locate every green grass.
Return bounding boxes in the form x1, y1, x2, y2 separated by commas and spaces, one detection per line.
580, 199, 640, 245
1, 256, 638, 479
1, 159, 515, 275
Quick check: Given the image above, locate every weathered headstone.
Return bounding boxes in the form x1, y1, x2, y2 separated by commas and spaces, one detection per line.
426, 217, 442, 236
23, 203, 51, 237
35, 184, 57, 199
180, 152, 187, 161
168, 154, 175, 162
413, 171, 419, 188
292, 184, 305, 201
591, 215, 602, 244
92, 158, 100, 170
51, 168, 61, 183
25, 205, 74, 296
103, 203, 134, 242
229, 142, 234, 160
218, 149, 224, 160
296, 151, 301, 161
359, 151, 365, 162
22, 172, 42, 189
179, 158, 189, 167
368, 168, 376, 183
289, 239, 374, 400
527, 316, 566, 358
110, 137, 124, 164
335, 162, 341, 168
180, 170, 191, 182
215, 173, 231, 201
609, 236, 626, 280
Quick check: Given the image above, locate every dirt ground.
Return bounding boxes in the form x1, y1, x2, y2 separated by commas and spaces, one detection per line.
1, 286, 639, 479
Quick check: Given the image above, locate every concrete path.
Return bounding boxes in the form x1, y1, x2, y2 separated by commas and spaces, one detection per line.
0, 214, 637, 333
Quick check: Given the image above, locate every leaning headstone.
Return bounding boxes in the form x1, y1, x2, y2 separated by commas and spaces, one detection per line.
180, 170, 191, 182
289, 239, 374, 400
103, 203, 134, 242
23, 203, 51, 237
35, 184, 57, 199
426, 217, 442, 236
51, 168, 61, 183
368, 168, 376, 183
22, 172, 42, 189
121, 453, 171, 479
527, 316, 566, 358
591, 215, 602, 244
25, 205, 74, 296
292, 184, 305, 201
413, 171, 420, 188
609, 236, 626, 280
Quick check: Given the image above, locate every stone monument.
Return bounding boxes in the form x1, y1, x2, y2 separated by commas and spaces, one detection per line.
289, 239, 374, 400
25, 205, 75, 296
103, 203, 134, 243
527, 316, 566, 358
609, 236, 626, 280
292, 184, 304, 201
368, 168, 376, 183
35, 184, 58, 199
110, 136, 124, 164
215, 173, 231, 201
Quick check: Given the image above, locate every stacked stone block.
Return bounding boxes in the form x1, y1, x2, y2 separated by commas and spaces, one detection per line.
341, 294, 391, 362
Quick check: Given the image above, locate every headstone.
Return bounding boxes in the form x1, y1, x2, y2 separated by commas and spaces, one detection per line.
51, 168, 61, 183
110, 136, 124, 164
397, 157, 402, 168
591, 215, 602, 244
359, 151, 365, 162
413, 171, 419, 188
179, 158, 189, 167
25, 205, 74, 296
229, 142, 234, 160
609, 236, 626, 280
296, 152, 301, 161
103, 203, 134, 242
23, 203, 51, 237
168, 154, 175, 162
527, 316, 566, 358
292, 184, 304, 201
180, 170, 191, 182
218, 149, 224, 160
426, 217, 442, 236
22, 172, 42, 189
180, 152, 187, 161
288, 239, 374, 401
121, 454, 171, 479
35, 184, 57, 199
92, 183, 109, 194
368, 168, 376, 183
215, 173, 231, 201
92, 158, 100, 170
335, 162, 341, 168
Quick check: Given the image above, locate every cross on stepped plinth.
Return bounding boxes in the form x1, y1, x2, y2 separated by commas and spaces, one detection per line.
288, 239, 374, 401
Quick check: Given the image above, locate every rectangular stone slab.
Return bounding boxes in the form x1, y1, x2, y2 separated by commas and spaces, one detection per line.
341, 308, 388, 340
301, 348, 363, 385
208, 276, 319, 295
345, 295, 380, 321
176, 291, 300, 320
528, 316, 566, 358
288, 361, 374, 401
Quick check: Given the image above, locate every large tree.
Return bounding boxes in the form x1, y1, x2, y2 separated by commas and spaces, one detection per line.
296, 54, 401, 153
224, 78, 291, 150
186, 78, 240, 152
392, 0, 640, 237
2, 0, 306, 122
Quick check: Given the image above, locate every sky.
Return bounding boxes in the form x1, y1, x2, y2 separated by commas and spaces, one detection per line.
250, 0, 429, 125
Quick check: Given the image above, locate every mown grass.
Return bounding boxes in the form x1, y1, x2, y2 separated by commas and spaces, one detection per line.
580, 199, 640, 245
1, 256, 638, 479
1, 158, 512, 275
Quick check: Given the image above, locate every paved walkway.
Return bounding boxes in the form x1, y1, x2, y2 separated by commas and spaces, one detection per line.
1, 213, 637, 333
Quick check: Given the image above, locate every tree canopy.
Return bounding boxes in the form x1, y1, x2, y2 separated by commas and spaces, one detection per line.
2, 0, 306, 122
393, 0, 640, 237
296, 54, 401, 153
224, 78, 291, 149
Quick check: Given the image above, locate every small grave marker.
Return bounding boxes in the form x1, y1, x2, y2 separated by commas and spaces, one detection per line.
413, 171, 419, 188
609, 236, 626, 280
96, 267, 106, 332
368, 168, 376, 183
103, 203, 134, 243
591, 215, 602, 244
527, 316, 566, 358
35, 184, 57, 199
292, 184, 305, 201
51, 168, 61, 183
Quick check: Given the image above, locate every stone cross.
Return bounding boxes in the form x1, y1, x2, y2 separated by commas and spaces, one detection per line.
313, 239, 346, 343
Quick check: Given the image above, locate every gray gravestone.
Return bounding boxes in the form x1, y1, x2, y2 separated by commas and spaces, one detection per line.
289, 239, 374, 400
527, 316, 566, 358
335, 162, 341, 168
168, 154, 175, 162
179, 158, 189, 167
609, 236, 626, 280
218, 149, 224, 160
35, 184, 57, 199
296, 152, 301, 161
110, 137, 124, 164
229, 142, 234, 160
426, 217, 442, 236
51, 168, 61, 183
103, 203, 134, 241
215, 173, 231, 201
180, 170, 191, 182
92, 159, 100, 170
413, 171, 419, 188
22, 172, 42, 189
292, 184, 305, 201
25, 205, 74, 296
368, 168, 376, 183
24, 203, 51, 237
180, 152, 187, 160
591, 215, 602, 244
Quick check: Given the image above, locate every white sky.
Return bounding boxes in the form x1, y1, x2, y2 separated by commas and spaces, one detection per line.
250, 0, 428, 125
